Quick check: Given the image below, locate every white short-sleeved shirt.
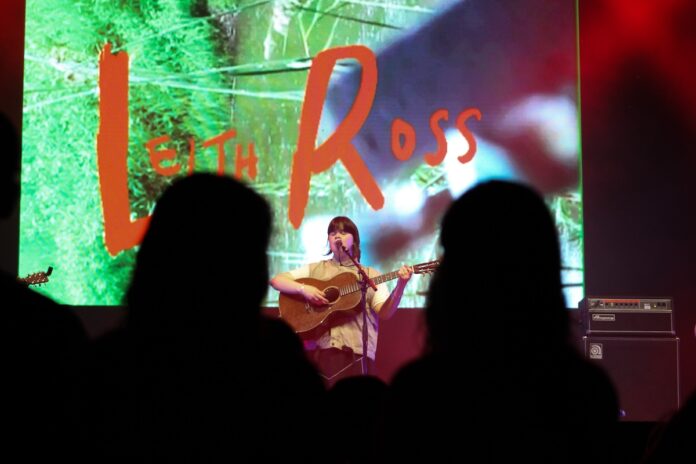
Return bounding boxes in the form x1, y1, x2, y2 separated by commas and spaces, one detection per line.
278, 259, 389, 360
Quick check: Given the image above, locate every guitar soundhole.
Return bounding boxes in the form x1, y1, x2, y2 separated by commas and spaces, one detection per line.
324, 286, 340, 304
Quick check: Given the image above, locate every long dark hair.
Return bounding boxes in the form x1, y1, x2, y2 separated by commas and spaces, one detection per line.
426, 180, 567, 354
126, 173, 272, 331
326, 216, 361, 261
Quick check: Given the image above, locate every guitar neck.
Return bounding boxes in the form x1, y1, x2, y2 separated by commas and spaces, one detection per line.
337, 260, 438, 296
373, 270, 402, 286
339, 269, 402, 296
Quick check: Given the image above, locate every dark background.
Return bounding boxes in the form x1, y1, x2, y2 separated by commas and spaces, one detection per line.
579, 0, 696, 402
2, 0, 695, 400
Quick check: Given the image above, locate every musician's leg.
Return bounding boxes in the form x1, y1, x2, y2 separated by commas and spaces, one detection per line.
310, 348, 375, 388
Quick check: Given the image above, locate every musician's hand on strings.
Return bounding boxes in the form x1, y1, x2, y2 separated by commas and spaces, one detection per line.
301, 285, 329, 305
397, 264, 414, 283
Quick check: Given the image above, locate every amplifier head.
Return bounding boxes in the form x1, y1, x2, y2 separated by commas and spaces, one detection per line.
579, 297, 674, 336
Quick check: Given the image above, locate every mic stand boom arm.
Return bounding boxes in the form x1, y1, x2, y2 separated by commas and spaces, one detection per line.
340, 245, 377, 291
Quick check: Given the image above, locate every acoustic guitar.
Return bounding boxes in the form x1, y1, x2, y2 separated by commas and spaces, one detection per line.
279, 260, 439, 338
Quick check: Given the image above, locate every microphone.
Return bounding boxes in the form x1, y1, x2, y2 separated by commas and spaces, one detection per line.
335, 238, 343, 250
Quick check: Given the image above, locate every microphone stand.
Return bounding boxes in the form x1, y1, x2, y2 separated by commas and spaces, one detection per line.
340, 244, 377, 375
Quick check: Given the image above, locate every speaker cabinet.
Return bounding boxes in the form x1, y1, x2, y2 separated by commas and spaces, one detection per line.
583, 336, 680, 421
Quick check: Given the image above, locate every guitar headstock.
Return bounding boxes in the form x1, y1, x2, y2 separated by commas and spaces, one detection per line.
18, 266, 53, 287
413, 260, 440, 275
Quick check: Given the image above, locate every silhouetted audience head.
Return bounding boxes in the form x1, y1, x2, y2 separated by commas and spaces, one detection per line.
384, 181, 618, 463
86, 173, 327, 462
326, 375, 387, 463
125, 173, 271, 330
0, 112, 20, 218
426, 180, 568, 354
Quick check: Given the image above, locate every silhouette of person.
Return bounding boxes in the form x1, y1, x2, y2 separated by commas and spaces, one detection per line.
83, 173, 324, 462
324, 375, 388, 464
383, 181, 619, 463
0, 112, 88, 459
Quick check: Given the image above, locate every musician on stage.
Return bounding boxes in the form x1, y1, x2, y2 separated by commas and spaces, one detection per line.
270, 216, 413, 385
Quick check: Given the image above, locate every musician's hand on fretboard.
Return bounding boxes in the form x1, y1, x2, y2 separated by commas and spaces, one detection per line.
396, 265, 414, 283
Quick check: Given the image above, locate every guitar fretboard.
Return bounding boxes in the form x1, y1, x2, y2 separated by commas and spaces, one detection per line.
338, 270, 404, 296
336, 260, 438, 296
